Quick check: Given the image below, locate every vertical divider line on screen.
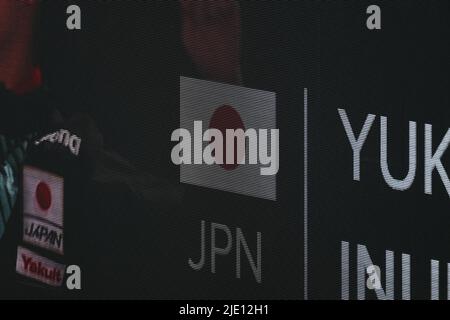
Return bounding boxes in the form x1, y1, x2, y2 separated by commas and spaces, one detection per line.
304, 87, 308, 300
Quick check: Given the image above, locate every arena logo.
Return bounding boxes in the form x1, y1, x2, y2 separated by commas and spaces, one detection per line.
178, 77, 277, 200
341, 241, 449, 300
339, 108, 450, 197
34, 129, 81, 156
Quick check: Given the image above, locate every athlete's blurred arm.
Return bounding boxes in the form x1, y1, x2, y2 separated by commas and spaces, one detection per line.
0, 0, 39, 94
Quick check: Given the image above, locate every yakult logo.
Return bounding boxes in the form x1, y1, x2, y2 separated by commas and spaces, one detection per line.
35, 129, 81, 156
16, 247, 65, 287
176, 77, 278, 200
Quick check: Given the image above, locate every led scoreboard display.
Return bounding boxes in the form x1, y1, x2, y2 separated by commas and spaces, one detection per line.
1, 0, 449, 302
308, 0, 450, 300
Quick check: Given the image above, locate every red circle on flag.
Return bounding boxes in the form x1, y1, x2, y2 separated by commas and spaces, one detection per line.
36, 182, 52, 211
209, 105, 245, 170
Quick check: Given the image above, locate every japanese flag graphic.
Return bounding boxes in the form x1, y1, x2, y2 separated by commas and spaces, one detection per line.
179, 77, 277, 200
23, 166, 64, 227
